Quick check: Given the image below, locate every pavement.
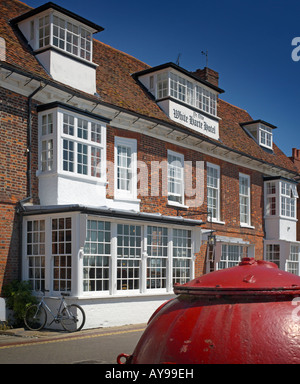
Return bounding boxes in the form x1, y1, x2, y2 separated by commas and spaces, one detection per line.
0, 323, 147, 346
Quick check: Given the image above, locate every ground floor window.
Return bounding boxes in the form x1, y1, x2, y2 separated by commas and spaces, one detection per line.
266, 244, 280, 267
83, 220, 111, 292
287, 245, 300, 275
27, 219, 45, 291
147, 226, 168, 289
117, 224, 142, 291
219, 244, 248, 270
173, 229, 192, 284
24, 214, 196, 296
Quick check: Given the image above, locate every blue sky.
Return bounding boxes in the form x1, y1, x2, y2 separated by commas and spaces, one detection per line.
24, 0, 300, 157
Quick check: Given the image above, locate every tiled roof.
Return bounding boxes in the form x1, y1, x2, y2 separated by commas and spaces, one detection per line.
0, 0, 298, 174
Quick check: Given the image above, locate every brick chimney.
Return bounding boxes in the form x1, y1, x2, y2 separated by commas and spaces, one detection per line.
191, 67, 219, 87
290, 148, 300, 172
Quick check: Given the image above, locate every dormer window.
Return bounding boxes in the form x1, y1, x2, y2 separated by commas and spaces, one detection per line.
134, 63, 224, 140
241, 120, 276, 151
154, 69, 218, 117
12, 2, 104, 94
36, 13, 93, 62
259, 124, 272, 149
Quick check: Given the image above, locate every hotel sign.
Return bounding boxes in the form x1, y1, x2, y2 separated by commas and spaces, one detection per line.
159, 99, 219, 140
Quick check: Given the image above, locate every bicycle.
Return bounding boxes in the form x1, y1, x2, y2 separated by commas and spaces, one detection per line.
24, 290, 85, 332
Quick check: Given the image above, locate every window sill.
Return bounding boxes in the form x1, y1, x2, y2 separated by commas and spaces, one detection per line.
240, 223, 255, 229
207, 218, 225, 225
167, 201, 189, 209
77, 291, 175, 300
114, 196, 141, 203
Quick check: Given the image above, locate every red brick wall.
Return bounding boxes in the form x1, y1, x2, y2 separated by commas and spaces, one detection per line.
107, 125, 265, 277
0, 90, 266, 294
0, 88, 39, 294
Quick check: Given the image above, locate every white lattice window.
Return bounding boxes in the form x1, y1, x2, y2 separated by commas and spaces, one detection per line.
266, 244, 280, 268
147, 226, 168, 289
117, 224, 142, 291
115, 137, 137, 200
239, 173, 251, 226
83, 220, 111, 292
52, 217, 72, 291
173, 229, 192, 284
207, 163, 220, 221
287, 245, 300, 275
168, 150, 184, 205
27, 220, 45, 291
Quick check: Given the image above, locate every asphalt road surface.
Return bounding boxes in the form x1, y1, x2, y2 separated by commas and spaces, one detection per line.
0, 324, 146, 364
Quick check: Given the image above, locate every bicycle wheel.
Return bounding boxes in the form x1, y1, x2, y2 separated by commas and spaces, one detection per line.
61, 304, 85, 332
24, 305, 47, 331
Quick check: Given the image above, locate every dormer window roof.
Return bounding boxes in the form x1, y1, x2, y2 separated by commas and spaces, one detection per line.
241, 120, 277, 151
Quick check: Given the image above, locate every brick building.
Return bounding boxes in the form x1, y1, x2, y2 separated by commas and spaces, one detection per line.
0, 0, 299, 328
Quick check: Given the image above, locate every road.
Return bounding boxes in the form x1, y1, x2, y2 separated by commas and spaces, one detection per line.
0, 324, 146, 364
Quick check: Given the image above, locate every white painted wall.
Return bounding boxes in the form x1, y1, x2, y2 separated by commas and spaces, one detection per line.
36, 50, 96, 95
43, 295, 174, 330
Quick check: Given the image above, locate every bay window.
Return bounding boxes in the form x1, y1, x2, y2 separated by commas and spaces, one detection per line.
38, 105, 106, 182
24, 214, 197, 297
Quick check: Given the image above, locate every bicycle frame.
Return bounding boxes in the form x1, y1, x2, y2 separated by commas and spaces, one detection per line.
36, 293, 70, 326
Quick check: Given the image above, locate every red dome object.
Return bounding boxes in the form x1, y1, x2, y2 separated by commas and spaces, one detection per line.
118, 258, 300, 364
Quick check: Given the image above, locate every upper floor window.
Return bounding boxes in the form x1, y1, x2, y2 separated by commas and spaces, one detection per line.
114, 137, 137, 200
37, 12, 93, 62
239, 173, 251, 226
167, 150, 184, 206
265, 181, 276, 216
281, 181, 298, 218
207, 163, 220, 221
38, 105, 107, 181
241, 120, 276, 151
156, 70, 217, 117
265, 179, 298, 219
259, 124, 273, 149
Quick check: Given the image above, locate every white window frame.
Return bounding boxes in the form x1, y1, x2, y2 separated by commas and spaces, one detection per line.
280, 181, 298, 219
239, 173, 251, 226
259, 124, 273, 150
287, 245, 300, 276
266, 244, 280, 268
155, 70, 218, 117
23, 215, 197, 298
265, 181, 277, 216
207, 163, 220, 222
38, 107, 107, 183
114, 137, 137, 201
36, 11, 93, 62
218, 244, 247, 270
167, 150, 185, 207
